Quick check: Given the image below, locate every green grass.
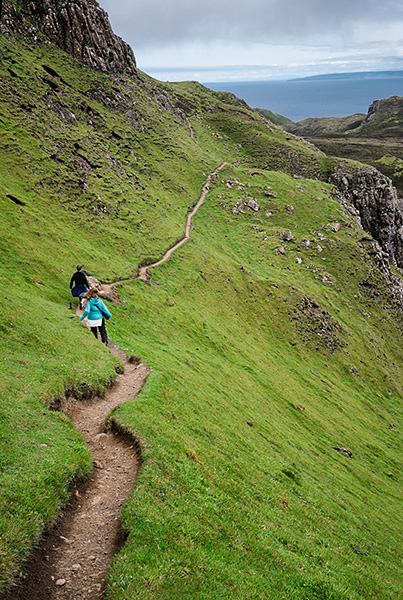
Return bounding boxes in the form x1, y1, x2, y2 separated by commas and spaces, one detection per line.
0, 22, 402, 600
103, 165, 403, 599
255, 107, 295, 126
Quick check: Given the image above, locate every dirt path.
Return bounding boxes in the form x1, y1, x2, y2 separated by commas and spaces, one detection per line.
186, 117, 199, 145
5, 346, 149, 600
100, 161, 227, 298
137, 161, 226, 280
5, 158, 225, 599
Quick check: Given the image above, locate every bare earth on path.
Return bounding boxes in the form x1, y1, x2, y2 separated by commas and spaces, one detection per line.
4, 345, 149, 600
136, 161, 226, 280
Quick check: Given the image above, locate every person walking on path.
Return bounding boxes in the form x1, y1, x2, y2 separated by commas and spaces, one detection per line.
70, 264, 89, 309
80, 287, 112, 345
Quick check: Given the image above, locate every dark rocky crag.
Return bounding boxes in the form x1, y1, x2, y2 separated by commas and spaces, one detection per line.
2, 0, 137, 77
330, 165, 403, 267
329, 162, 403, 311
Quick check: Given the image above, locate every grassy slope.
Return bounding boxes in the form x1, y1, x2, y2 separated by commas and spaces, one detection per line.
106, 168, 403, 600
0, 31, 402, 600
0, 33, 217, 588
255, 107, 295, 127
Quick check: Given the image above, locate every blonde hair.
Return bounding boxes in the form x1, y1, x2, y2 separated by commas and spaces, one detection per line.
85, 287, 98, 300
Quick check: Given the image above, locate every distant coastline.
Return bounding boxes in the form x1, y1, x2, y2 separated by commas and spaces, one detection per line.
206, 72, 403, 122
290, 70, 403, 82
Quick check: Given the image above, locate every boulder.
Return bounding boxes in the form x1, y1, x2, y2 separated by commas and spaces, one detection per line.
247, 198, 259, 211
282, 230, 294, 242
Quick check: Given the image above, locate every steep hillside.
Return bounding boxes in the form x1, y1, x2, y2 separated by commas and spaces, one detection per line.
255, 107, 295, 127
0, 3, 402, 600
286, 96, 403, 196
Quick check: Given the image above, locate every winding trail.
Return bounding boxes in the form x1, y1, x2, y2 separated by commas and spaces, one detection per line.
5, 347, 149, 600
137, 161, 226, 280
100, 161, 227, 296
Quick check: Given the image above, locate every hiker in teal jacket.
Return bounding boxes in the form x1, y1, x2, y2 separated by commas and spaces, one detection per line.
80, 287, 112, 345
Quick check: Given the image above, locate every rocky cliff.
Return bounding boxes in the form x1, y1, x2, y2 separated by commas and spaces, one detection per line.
364, 96, 403, 124
329, 165, 403, 267
2, 0, 137, 77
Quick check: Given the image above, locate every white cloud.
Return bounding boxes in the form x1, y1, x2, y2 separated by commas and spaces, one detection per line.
98, 0, 403, 80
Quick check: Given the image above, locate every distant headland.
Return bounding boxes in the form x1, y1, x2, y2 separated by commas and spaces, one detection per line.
290, 70, 403, 82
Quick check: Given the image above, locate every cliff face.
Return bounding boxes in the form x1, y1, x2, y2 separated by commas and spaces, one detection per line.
329, 165, 403, 267
3, 0, 137, 77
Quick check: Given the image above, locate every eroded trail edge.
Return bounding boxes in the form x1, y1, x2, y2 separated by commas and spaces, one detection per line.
6, 346, 149, 600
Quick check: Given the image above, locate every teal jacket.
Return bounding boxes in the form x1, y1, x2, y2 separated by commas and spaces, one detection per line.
80, 297, 112, 322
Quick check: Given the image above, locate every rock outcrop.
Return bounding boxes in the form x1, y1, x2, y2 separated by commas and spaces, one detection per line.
329, 166, 403, 310
2, 0, 137, 77
329, 165, 403, 268
364, 97, 403, 124
364, 100, 382, 123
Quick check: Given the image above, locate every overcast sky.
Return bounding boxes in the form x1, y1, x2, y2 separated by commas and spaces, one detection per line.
99, 0, 403, 81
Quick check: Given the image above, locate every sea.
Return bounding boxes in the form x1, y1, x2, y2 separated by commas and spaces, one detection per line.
204, 76, 403, 123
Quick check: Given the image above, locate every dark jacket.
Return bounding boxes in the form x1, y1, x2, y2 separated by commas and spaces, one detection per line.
70, 270, 89, 289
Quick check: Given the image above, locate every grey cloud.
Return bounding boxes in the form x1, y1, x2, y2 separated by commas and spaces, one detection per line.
100, 0, 403, 48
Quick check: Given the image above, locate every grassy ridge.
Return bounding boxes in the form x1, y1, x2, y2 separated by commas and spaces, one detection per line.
0, 26, 402, 599
255, 107, 295, 127
0, 33, 217, 589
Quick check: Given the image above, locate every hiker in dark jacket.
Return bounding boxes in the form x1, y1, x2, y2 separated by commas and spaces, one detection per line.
80, 287, 111, 345
70, 265, 89, 309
